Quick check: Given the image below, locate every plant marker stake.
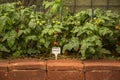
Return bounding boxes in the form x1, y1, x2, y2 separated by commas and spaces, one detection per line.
55, 53, 58, 60
52, 47, 61, 60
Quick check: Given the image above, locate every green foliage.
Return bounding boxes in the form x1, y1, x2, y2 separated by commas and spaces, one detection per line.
0, 2, 120, 60
0, 2, 46, 58
62, 37, 79, 53
43, 0, 63, 15
116, 45, 120, 54
63, 9, 120, 59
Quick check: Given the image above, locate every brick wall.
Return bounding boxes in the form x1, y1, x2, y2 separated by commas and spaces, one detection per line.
0, 59, 120, 80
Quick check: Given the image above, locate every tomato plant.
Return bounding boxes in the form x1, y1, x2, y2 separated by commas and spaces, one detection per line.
0, 2, 47, 58
0, 2, 120, 60
63, 9, 120, 59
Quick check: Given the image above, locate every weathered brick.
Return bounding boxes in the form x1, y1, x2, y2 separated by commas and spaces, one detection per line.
9, 70, 46, 80
47, 71, 83, 80
8, 59, 46, 80
0, 60, 9, 80
47, 59, 83, 71
0, 60, 9, 70
47, 59, 84, 80
84, 60, 120, 80
86, 70, 120, 80
84, 60, 120, 70
9, 59, 46, 70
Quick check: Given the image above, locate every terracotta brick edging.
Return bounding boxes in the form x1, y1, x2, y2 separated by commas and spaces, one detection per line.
0, 60, 9, 80
84, 60, 120, 80
47, 59, 84, 80
0, 59, 120, 80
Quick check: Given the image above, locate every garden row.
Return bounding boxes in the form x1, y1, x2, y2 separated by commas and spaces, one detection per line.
0, 59, 120, 80
0, 1, 120, 59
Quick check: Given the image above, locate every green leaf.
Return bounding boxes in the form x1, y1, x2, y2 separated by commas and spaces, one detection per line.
23, 29, 31, 34
100, 48, 111, 54
89, 47, 96, 54
43, 1, 53, 9
0, 44, 10, 52
76, 23, 98, 37
18, 30, 24, 37
62, 37, 79, 53
27, 48, 39, 54
39, 38, 45, 44
13, 50, 22, 58
62, 43, 73, 53
44, 41, 50, 48
51, 3, 59, 14
0, 16, 9, 32
8, 31, 17, 48
99, 27, 113, 36
54, 28, 61, 32
25, 35, 37, 43
116, 45, 120, 54
53, 24, 63, 29
41, 25, 52, 36
83, 23, 98, 32
48, 29, 54, 35
72, 27, 82, 33
80, 35, 102, 59
3, 30, 17, 48
29, 19, 36, 29
41, 28, 49, 36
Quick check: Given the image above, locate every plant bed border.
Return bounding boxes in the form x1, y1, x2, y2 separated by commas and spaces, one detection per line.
0, 59, 120, 80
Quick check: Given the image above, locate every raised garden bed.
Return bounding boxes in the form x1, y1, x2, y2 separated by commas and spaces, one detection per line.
0, 1, 120, 80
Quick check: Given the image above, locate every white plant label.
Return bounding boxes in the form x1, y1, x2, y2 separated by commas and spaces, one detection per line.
52, 47, 61, 60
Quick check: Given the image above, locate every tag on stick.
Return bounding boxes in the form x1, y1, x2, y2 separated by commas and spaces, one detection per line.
52, 47, 61, 60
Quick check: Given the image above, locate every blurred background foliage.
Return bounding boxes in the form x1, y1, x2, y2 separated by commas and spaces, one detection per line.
0, 0, 120, 13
